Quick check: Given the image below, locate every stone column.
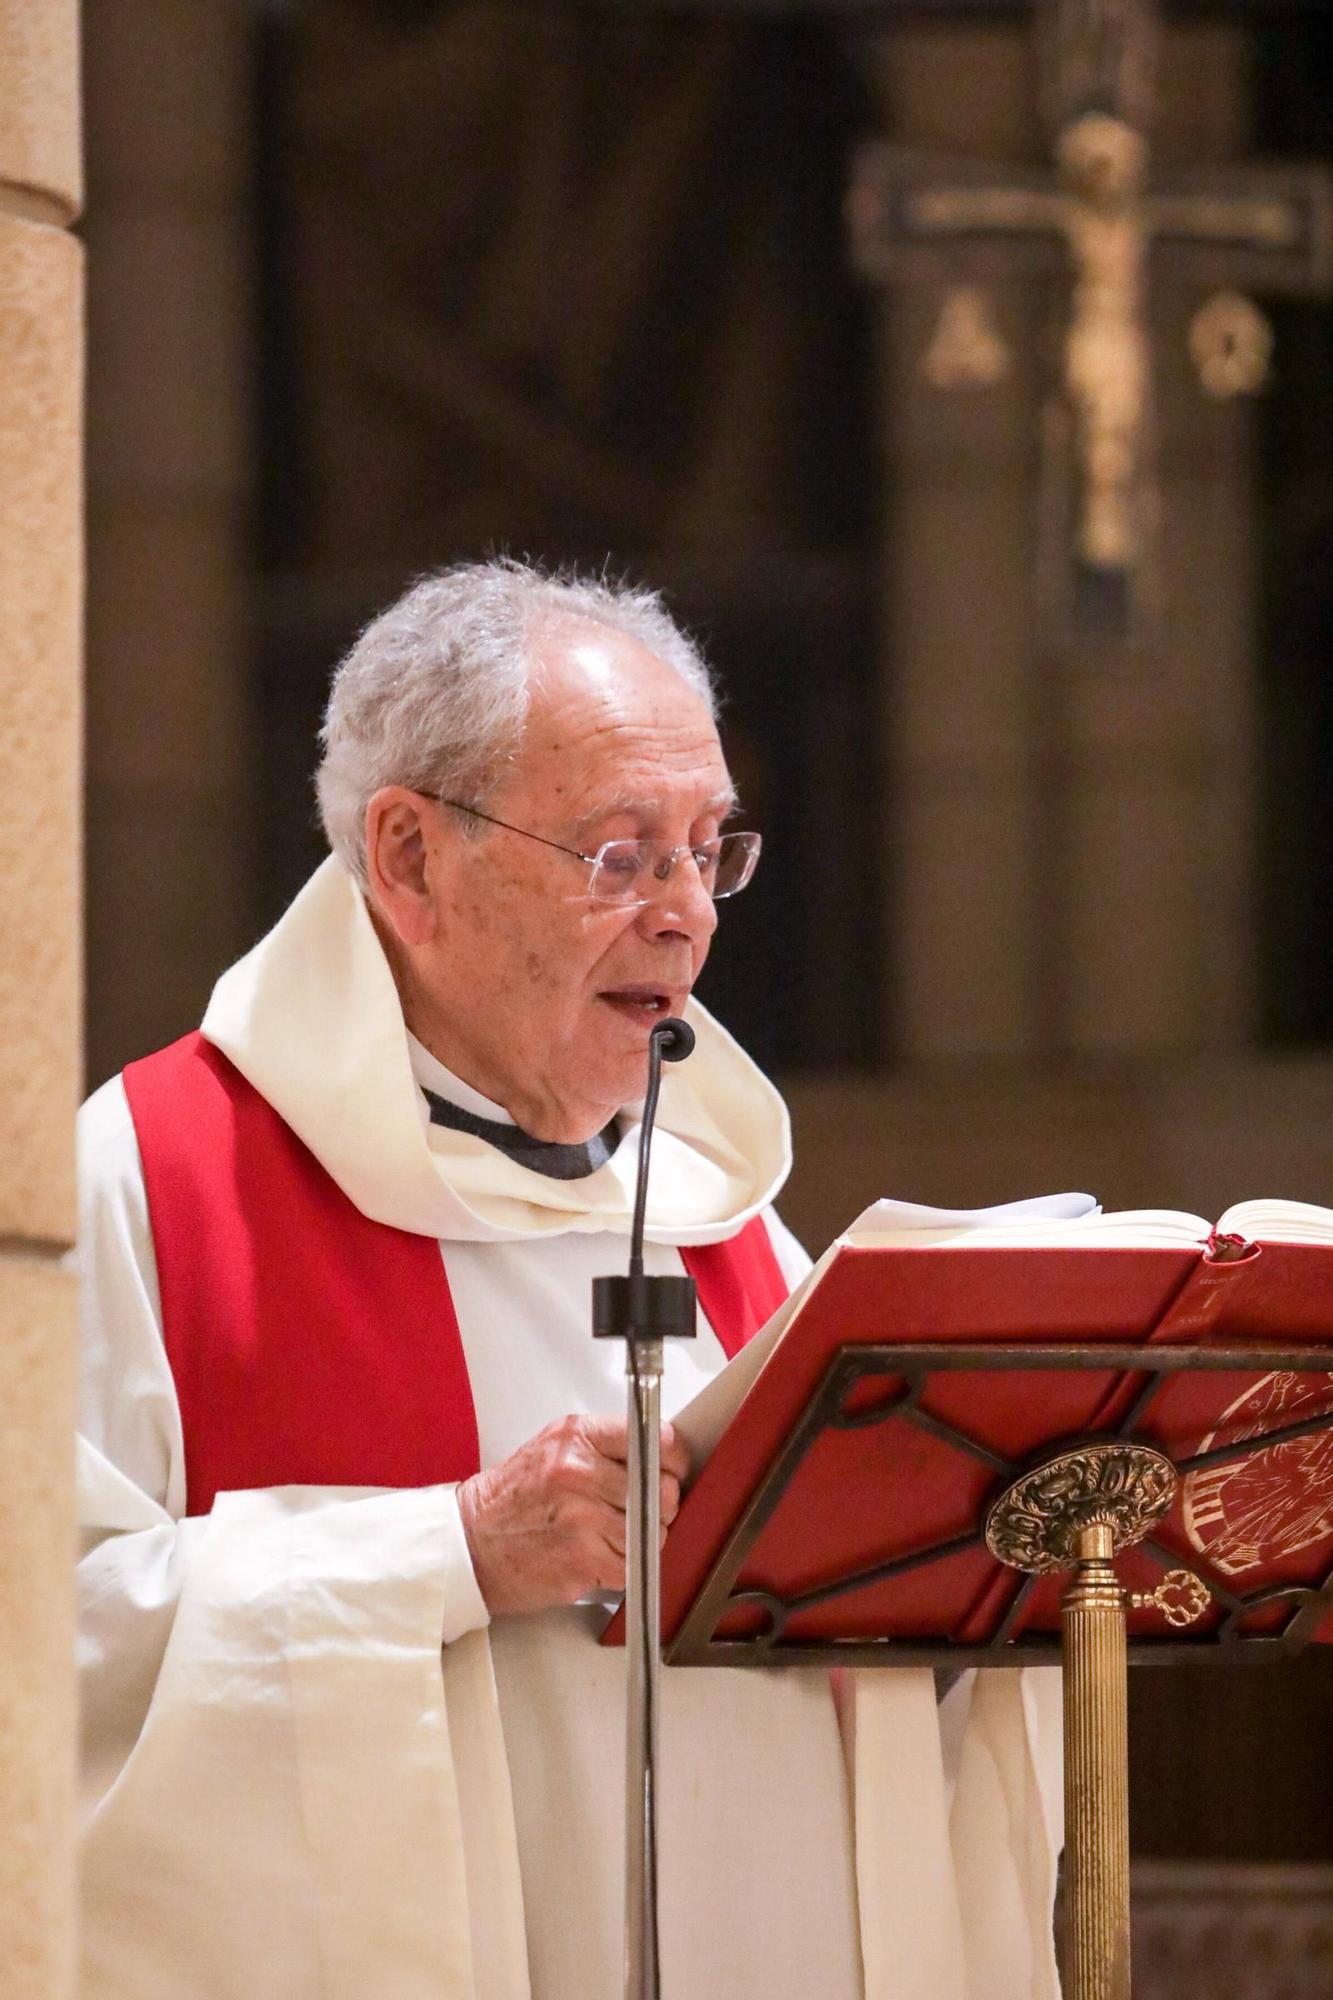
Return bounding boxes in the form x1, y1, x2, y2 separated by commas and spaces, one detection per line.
867, 20, 1049, 1060
868, 19, 1255, 1060
83, 1, 254, 1087
1056, 22, 1255, 1054
0, 4, 83, 1995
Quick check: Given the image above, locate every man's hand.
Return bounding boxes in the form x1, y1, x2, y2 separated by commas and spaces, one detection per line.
457, 1414, 691, 1616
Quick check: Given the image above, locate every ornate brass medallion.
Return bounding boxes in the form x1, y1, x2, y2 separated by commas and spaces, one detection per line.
1129, 1568, 1211, 1628
985, 1440, 1177, 1574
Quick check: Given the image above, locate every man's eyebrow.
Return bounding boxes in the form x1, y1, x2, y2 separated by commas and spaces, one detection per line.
572, 789, 739, 839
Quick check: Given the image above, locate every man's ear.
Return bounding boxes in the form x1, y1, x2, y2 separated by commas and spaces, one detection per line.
364, 788, 439, 946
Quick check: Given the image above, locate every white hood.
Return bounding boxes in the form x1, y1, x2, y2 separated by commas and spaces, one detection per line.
201, 857, 791, 1245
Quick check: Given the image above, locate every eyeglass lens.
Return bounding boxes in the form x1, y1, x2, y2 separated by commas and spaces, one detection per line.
589, 831, 759, 903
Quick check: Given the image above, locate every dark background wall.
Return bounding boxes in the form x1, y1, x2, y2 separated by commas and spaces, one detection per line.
251, 4, 883, 1076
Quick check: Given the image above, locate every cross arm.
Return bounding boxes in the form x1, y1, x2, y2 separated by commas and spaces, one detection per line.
849, 142, 1067, 284
1147, 162, 1333, 297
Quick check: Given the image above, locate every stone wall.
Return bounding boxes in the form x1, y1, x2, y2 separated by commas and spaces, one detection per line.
0, 3, 83, 1994
1131, 1863, 1333, 1999
780, 1053, 1333, 1252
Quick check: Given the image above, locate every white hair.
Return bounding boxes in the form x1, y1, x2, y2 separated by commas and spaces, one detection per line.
315, 556, 719, 885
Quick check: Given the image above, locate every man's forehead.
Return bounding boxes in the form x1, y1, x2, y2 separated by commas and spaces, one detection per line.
571, 785, 737, 835
531, 617, 703, 720
549, 624, 637, 686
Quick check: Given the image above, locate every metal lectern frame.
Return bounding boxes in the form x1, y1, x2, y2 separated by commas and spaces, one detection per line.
667, 1343, 1333, 1670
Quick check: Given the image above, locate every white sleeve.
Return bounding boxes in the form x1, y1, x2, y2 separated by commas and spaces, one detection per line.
76, 1078, 491, 1820
77, 1078, 536, 2000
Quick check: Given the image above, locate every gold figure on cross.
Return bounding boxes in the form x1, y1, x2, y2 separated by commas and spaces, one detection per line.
848, 0, 1333, 656
1057, 111, 1150, 571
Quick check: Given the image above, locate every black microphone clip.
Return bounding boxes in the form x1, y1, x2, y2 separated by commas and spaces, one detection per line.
592, 1015, 698, 1345
654, 1017, 695, 1064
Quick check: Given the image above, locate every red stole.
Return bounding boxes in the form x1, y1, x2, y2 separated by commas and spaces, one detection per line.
122, 1033, 790, 1516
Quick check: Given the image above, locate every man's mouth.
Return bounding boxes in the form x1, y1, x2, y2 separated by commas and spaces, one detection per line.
598, 986, 677, 1024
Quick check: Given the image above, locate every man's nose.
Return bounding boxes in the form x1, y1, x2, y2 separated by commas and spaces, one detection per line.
640, 854, 719, 943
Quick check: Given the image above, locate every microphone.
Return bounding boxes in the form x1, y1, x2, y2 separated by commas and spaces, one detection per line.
654, 1017, 695, 1064
592, 1014, 698, 1341
629, 1017, 694, 1275
591, 1015, 698, 2000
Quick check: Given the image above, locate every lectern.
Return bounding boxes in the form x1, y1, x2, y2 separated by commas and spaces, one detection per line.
613, 1231, 1333, 2000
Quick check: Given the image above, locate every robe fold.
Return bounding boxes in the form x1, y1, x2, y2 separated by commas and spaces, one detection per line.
77, 856, 1062, 1998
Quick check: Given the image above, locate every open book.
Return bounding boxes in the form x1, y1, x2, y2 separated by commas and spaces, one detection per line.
676, 1191, 1333, 1474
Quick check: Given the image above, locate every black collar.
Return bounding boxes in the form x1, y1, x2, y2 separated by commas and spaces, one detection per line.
422, 1087, 621, 1182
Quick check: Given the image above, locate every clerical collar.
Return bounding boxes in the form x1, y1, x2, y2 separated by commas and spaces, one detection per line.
408, 1032, 620, 1182
408, 1033, 517, 1125
421, 1088, 620, 1181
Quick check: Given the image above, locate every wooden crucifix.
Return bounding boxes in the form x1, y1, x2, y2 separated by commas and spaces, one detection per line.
848, 0, 1333, 658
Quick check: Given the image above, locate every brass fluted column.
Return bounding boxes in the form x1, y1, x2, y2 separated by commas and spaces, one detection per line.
984, 1440, 1209, 2000
1062, 1521, 1131, 2000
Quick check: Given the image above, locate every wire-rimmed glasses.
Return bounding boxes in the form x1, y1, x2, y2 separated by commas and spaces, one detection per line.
438, 798, 762, 906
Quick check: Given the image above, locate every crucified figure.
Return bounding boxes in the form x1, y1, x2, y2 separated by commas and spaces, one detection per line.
1057, 111, 1152, 573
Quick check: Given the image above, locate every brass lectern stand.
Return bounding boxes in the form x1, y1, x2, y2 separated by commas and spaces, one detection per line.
660, 1339, 1333, 2000
984, 1439, 1209, 2000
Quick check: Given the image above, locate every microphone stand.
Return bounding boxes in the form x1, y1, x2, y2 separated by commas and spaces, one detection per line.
592, 1017, 697, 2000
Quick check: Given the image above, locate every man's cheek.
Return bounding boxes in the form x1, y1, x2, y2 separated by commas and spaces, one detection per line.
521, 948, 576, 999
449, 889, 492, 936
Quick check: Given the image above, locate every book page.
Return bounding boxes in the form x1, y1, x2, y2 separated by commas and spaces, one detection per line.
1215, 1197, 1333, 1243
846, 1192, 1217, 1250
852, 1209, 1214, 1251
846, 1190, 1100, 1242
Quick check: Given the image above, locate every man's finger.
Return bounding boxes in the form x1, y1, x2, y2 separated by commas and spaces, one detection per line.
582, 1465, 679, 1524
580, 1413, 631, 1462
577, 1414, 689, 1487
660, 1422, 691, 1484
599, 1510, 627, 1559
573, 1449, 630, 1511
592, 1528, 627, 1592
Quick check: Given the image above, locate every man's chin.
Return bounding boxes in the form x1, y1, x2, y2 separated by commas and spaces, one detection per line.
533, 1002, 688, 1137
570, 1023, 666, 1119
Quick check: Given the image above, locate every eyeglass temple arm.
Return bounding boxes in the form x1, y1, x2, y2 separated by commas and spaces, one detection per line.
441, 798, 595, 866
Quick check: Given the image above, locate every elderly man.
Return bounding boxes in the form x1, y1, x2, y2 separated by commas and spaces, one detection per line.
77, 561, 1061, 1999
